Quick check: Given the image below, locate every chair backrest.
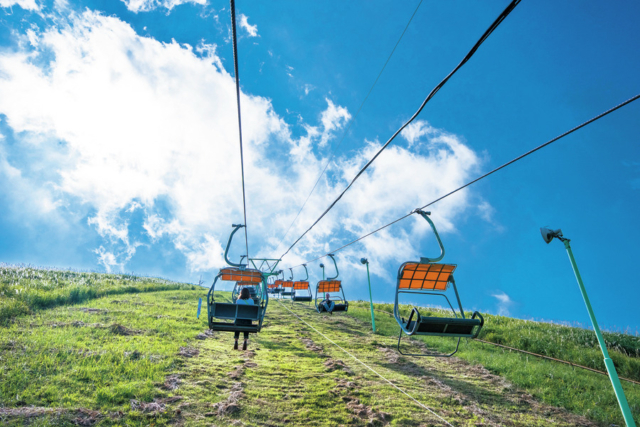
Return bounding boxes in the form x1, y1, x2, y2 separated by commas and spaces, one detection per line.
221, 268, 262, 283
318, 280, 341, 293
294, 281, 309, 290
268, 283, 278, 289
236, 304, 260, 320
281, 280, 294, 289
398, 263, 456, 291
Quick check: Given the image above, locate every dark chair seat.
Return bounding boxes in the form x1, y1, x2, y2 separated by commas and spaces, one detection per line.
293, 296, 312, 302
333, 303, 348, 312
318, 302, 348, 313
405, 316, 481, 337
209, 303, 262, 332
209, 321, 260, 333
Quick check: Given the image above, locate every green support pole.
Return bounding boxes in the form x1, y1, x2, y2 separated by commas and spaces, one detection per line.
364, 261, 376, 333
563, 239, 636, 427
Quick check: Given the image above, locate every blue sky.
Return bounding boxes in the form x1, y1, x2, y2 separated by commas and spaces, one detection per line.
0, 0, 638, 333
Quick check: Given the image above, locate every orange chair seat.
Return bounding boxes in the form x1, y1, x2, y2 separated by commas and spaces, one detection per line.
398, 263, 456, 291
318, 280, 341, 293
220, 268, 262, 283
294, 281, 310, 290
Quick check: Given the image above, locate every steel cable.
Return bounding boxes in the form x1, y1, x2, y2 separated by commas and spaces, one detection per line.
279, 0, 521, 260
230, 0, 250, 260
274, 0, 425, 254
287, 92, 640, 268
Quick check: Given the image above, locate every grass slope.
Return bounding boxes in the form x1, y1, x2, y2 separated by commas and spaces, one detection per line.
2, 281, 638, 426
0, 265, 192, 324
347, 302, 640, 426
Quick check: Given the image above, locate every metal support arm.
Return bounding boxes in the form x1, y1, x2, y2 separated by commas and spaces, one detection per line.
415, 210, 445, 263
224, 224, 247, 267
326, 253, 340, 280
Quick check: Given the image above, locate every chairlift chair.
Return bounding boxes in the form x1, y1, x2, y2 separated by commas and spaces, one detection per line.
394, 210, 484, 357
207, 224, 268, 333
277, 271, 294, 298
291, 265, 313, 303
267, 281, 279, 295
315, 254, 349, 313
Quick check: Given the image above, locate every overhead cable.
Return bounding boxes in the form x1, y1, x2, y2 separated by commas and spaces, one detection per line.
279, 0, 521, 260
287, 92, 640, 268
230, 0, 250, 260
274, 0, 425, 254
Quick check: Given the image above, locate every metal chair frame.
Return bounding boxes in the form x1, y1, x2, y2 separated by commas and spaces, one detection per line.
207, 224, 281, 333
394, 211, 484, 357
315, 254, 349, 313
291, 265, 312, 304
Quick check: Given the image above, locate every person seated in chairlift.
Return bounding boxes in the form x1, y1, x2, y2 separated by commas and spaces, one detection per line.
320, 292, 335, 314
234, 287, 254, 351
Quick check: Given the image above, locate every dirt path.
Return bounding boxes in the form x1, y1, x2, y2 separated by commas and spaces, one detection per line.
177, 298, 598, 426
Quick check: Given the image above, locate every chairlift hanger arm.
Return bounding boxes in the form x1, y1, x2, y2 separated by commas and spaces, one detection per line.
301, 264, 309, 281
415, 210, 444, 263
224, 224, 247, 268
327, 254, 339, 280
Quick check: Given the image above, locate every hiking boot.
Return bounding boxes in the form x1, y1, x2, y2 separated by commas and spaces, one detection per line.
242, 340, 248, 351
233, 340, 239, 350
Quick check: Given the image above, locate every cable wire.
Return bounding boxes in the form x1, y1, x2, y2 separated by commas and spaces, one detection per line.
287, 92, 640, 268
274, 0, 424, 254
230, 0, 250, 260
279, 0, 521, 260
277, 300, 454, 426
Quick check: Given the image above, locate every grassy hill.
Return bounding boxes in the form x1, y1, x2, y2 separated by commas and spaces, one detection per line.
0, 266, 638, 426
0, 264, 192, 325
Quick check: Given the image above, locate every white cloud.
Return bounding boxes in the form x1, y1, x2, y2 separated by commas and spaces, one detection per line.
492, 291, 513, 316
0, 0, 39, 11
121, 0, 206, 13
401, 120, 436, 147
318, 98, 350, 147
303, 84, 314, 96
0, 10, 489, 277
238, 13, 258, 37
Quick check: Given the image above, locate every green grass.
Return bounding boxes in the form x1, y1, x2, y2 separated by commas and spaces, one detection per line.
357, 302, 640, 381
1, 290, 601, 426
0, 290, 204, 426
1, 268, 639, 426
347, 300, 640, 426
0, 264, 192, 324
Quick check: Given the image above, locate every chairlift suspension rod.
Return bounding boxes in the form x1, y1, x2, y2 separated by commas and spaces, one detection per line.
229, 0, 250, 261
